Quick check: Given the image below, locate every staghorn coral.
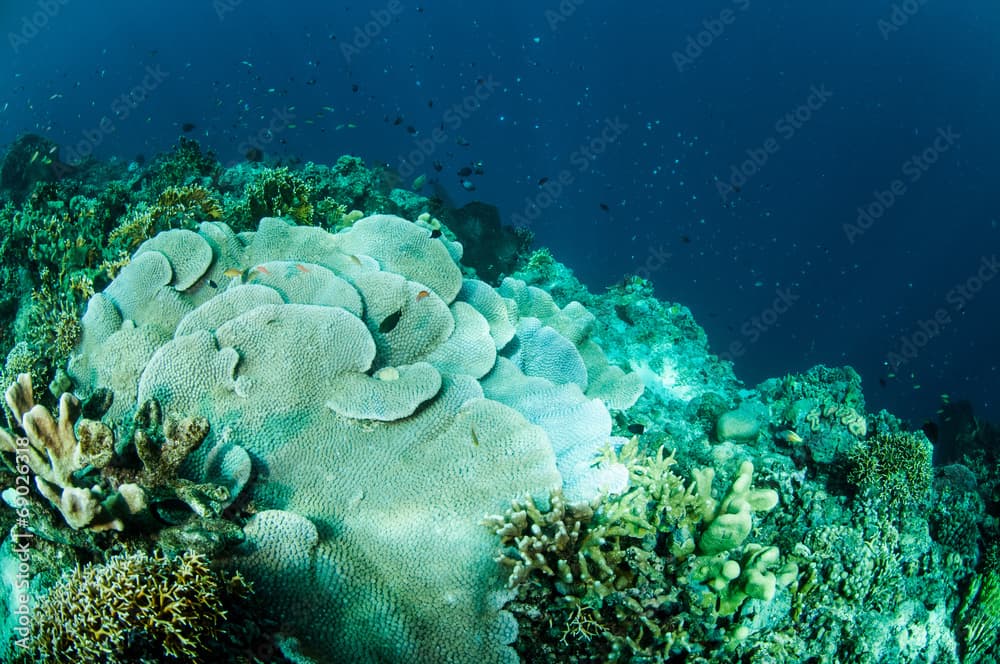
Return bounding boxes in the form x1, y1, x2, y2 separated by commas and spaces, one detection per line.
17, 550, 252, 663
848, 430, 933, 509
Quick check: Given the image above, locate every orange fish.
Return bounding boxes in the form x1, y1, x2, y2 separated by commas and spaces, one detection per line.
294, 263, 310, 273
254, 265, 272, 275
416, 290, 430, 301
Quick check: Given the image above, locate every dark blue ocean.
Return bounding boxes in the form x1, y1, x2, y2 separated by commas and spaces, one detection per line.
2, 0, 998, 429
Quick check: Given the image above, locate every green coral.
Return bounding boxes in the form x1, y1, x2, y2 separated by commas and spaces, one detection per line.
240, 166, 314, 225
487, 440, 793, 661
847, 431, 933, 508
960, 544, 1000, 662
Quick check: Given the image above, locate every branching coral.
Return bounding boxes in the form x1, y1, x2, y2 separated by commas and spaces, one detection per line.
0, 374, 128, 530
17, 550, 252, 663
0, 374, 238, 532
240, 166, 314, 226
101, 398, 234, 521
847, 431, 932, 508
960, 544, 1000, 663
486, 440, 794, 661
109, 184, 223, 249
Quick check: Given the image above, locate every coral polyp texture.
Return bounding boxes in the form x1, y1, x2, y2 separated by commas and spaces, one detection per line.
65, 214, 642, 662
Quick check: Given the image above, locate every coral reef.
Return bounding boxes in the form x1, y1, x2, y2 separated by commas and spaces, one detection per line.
63, 212, 642, 662
1, 145, 997, 663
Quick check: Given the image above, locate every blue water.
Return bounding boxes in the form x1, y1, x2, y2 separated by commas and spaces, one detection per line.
2, 0, 998, 427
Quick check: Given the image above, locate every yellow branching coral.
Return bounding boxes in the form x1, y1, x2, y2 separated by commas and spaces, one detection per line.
242, 166, 314, 225
109, 185, 223, 248
17, 550, 251, 663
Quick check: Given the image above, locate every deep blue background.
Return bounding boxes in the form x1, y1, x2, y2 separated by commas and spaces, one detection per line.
2, 0, 998, 427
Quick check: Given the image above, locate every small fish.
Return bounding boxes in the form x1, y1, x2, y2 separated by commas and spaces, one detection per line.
49, 93, 62, 100
416, 290, 429, 301
430, 229, 442, 239
457, 166, 473, 177
379, 309, 403, 333
29, 150, 39, 163
537, 177, 549, 186
294, 263, 310, 273
460, 179, 476, 191
627, 423, 645, 435
181, 122, 196, 132
347, 254, 362, 266
776, 430, 803, 444
412, 174, 427, 190
599, 203, 610, 212
208, 279, 218, 289
471, 427, 480, 446
223, 268, 243, 279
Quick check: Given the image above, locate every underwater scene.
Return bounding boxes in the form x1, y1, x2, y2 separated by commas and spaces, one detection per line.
0, 1, 999, 662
